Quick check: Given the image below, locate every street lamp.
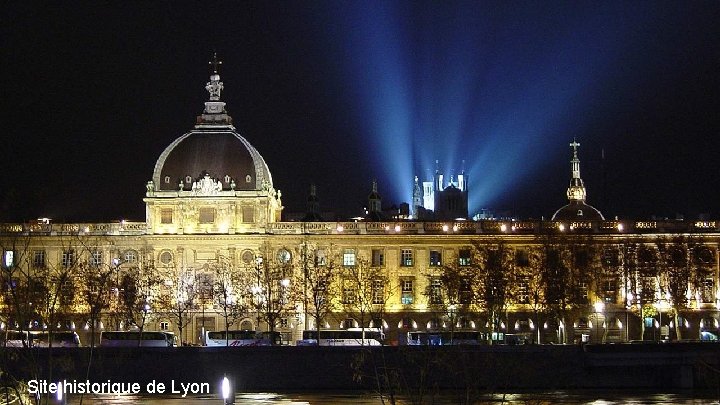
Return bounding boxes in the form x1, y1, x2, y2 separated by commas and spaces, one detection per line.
593, 301, 605, 343
254, 257, 264, 333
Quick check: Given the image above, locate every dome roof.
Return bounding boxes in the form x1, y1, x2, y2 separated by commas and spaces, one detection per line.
551, 201, 604, 221
151, 58, 272, 192
153, 129, 272, 192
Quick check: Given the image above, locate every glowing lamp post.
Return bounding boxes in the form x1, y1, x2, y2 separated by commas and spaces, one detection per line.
221, 376, 233, 404
593, 301, 605, 343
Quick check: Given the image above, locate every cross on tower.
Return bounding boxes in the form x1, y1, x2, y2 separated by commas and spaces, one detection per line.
570, 139, 580, 151
209, 52, 222, 74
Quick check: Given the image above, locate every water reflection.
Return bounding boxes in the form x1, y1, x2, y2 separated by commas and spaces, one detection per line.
57, 391, 720, 404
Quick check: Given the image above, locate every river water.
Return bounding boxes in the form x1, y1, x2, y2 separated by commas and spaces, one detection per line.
41, 391, 720, 404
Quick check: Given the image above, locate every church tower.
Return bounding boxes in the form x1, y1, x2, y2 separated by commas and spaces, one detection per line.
551, 140, 604, 221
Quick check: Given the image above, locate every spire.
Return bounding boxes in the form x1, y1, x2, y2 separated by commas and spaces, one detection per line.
197, 52, 232, 126
367, 179, 383, 221
412, 176, 423, 218
566, 139, 586, 202
303, 184, 323, 221
205, 52, 224, 101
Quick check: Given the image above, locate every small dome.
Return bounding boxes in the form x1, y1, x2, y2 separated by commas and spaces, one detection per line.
552, 201, 604, 221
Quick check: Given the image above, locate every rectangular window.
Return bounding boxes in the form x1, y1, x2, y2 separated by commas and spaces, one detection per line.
702, 277, 714, 303
517, 277, 529, 304
429, 250, 442, 267
2, 251, 13, 268
401, 279, 414, 305
578, 282, 588, 301
58, 278, 74, 306
515, 249, 530, 267
61, 250, 75, 268
242, 206, 254, 223
603, 277, 617, 303
430, 278, 443, 304
342, 286, 356, 305
458, 249, 471, 266
602, 248, 620, 267
400, 249, 413, 267
199, 208, 215, 224
371, 249, 384, 267
459, 278, 472, 304
372, 279, 384, 304
160, 208, 173, 224
159, 321, 169, 331
90, 250, 103, 267
280, 318, 289, 328
343, 249, 356, 267
33, 250, 46, 268
315, 249, 326, 266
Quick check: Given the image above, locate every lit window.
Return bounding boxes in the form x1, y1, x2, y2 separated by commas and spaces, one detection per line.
315, 249, 326, 266
343, 249, 356, 267
164, 176, 170, 184
2, 250, 13, 268
61, 250, 75, 268
33, 250, 46, 268
400, 249, 413, 267
342, 286, 356, 304
185, 175, 192, 183
517, 276, 529, 304
401, 279, 414, 305
245, 175, 252, 183
372, 280, 384, 304
430, 278, 442, 304
277, 248, 291, 264
458, 249, 471, 266
160, 321, 169, 331
90, 250, 103, 267
124, 250, 137, 264
429, 250, 442, 267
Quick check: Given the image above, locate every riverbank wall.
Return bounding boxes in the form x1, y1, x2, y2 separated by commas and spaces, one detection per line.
2, 343, 720, 393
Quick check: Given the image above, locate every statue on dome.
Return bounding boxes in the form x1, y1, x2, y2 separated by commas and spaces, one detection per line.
192, 173, 222, 196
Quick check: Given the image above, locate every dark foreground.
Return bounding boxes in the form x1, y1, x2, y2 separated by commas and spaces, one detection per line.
2, 343, 720, 397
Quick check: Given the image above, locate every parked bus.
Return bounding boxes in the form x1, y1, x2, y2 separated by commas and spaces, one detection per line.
0, 330, 30, 347
406, 331, 484, 346
298, 329, 384, 346
204, 330, 282, 347
99, 331, 176, 347
30, 331, 81, 347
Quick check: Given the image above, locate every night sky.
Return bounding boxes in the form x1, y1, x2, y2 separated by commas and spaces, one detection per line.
2, 2, 719, 223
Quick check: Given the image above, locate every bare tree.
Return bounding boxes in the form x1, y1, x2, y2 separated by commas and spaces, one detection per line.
343, 255, 391, 344
295, 242, 340, 339
522, 246, 548, 343
212, 259, 249, 346
250, 247, 296, 339
156, 265, 198, 345
118, 265, 161, 343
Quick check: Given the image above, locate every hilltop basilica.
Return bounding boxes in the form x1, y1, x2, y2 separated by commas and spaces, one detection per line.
1, 59, 718, 346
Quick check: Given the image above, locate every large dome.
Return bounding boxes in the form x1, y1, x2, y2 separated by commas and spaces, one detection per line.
151, 59, 272, 192
152, 129, 272, 192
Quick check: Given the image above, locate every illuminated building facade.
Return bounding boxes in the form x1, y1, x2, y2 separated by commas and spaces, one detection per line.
2, 61, 720, 346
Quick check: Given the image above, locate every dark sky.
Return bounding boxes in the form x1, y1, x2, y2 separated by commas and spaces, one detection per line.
1, 1, 719, 223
